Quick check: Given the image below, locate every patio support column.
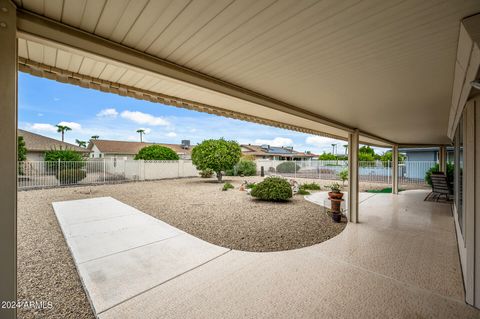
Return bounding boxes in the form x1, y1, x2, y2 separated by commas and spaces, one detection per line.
348, 129, 359, 223
392, 145, 399, 194
439, 145, 447, 173
0, 0, 17, 318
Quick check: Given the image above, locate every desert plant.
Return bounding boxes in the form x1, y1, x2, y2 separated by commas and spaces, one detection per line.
200, 168, 214, 178
276, 161, 300, 174
338, 168, 348, 185
300, 182, 321, 190
134, 145, 179, 160
192, 139, 241, 182
250, 177, 292, 201
222, 182, 234, 191
327, 182, 342, 193
425, 163, 454, 186
56, 168, 87, 185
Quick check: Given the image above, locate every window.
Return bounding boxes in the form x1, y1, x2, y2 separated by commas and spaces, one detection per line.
454, 115, 464, 236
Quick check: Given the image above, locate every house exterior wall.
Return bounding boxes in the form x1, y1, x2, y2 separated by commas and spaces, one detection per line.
405, 151, 437, 161
25, 151, 44, 161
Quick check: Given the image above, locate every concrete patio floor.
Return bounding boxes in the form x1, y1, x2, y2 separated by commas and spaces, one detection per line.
54, 190, 479, 318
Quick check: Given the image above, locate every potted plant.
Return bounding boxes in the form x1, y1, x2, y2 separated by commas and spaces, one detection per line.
327, 182, 343, 200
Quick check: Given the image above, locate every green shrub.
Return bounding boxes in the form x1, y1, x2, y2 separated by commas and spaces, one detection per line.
300, 182, 321, 190
200, 169, 214, 178
251, 177, 292, 201
245, 182, 256, 189
56, 168, 87, 185
338, 168, 348, 185
276, 161, 300, 174
44, 149, 85, 171
226, 158, 257, 176
222, 182, 234, 191
297, 188, 310, 195
192, 139, 241, 182
425, 163, 454, 186
236, 158, 256, 176
134, 145, 179, 160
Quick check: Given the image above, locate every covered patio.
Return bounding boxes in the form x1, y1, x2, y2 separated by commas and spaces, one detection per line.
116, 191, 470, 318
2, 0, 480, 317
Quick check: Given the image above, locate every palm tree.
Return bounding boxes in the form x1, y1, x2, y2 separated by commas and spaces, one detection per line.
91, 135, 99, 140
75, 139, 87, 148
136, 129, 146, 142
331, 143, 337, 155
56, 125, 71, 142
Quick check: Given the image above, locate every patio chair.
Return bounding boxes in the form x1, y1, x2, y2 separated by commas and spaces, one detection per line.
424, 172, 451, 202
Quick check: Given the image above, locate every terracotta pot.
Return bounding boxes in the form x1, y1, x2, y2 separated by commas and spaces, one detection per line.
330, 200, 342, 212
328, 192, 343, 200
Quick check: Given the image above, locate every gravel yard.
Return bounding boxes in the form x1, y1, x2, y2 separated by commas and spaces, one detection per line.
17, 176, 427, 318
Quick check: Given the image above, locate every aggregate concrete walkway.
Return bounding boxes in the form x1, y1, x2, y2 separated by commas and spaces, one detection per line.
54, 191, 480, 318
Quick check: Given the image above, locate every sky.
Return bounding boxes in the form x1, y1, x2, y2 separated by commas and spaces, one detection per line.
18, 72, 387, 155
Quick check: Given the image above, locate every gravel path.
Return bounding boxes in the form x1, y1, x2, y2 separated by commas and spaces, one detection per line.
17, 176, 426, 318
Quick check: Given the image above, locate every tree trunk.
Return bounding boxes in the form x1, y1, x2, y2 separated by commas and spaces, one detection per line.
216, 171, 222, 182
61, 132, 64, 142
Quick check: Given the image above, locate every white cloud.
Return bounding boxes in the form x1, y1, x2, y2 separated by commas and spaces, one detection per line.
254, 137, 293, 147
97, 108, 119, 118
305, 136, 346, 154
58, 121, 82, 130
121, 110, 169, 126
29, 123, 57, 133
166, 132, 177, 137
37, 113, 44, 117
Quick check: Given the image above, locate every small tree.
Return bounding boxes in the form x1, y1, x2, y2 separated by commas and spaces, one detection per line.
134, 145, 179, 160
192, 139, 241, 182
338, 168, 348, 185
44, 149, 85, 170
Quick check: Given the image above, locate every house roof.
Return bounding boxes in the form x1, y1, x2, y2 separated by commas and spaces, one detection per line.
241, 144, 316, 158
88, 140, 192, 156
19, 129, 90, 153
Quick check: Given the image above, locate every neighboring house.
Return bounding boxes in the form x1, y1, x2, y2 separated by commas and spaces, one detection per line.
400, 147, 454, 163
18, 129, 90, 161
87, 139, 192, 160
241, 144, 316, 161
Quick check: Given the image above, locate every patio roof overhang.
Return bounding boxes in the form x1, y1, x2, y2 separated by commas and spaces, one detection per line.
12, 1, 480, 147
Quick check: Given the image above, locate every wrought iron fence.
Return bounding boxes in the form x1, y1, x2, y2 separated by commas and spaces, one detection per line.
255, 159, 436, 185
18, 159, 199, 190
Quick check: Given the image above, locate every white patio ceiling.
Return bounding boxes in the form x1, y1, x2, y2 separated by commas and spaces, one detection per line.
13, 0, 480, 145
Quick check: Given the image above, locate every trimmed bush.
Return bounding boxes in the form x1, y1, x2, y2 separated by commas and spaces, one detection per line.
134, 145, 179, 160
425, 163, 454, 186
222, 182, 234, 191
200, 169, 214, 178
276, 161, 300, 174
56, 168, 87, 185
251, 177, 292, 201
